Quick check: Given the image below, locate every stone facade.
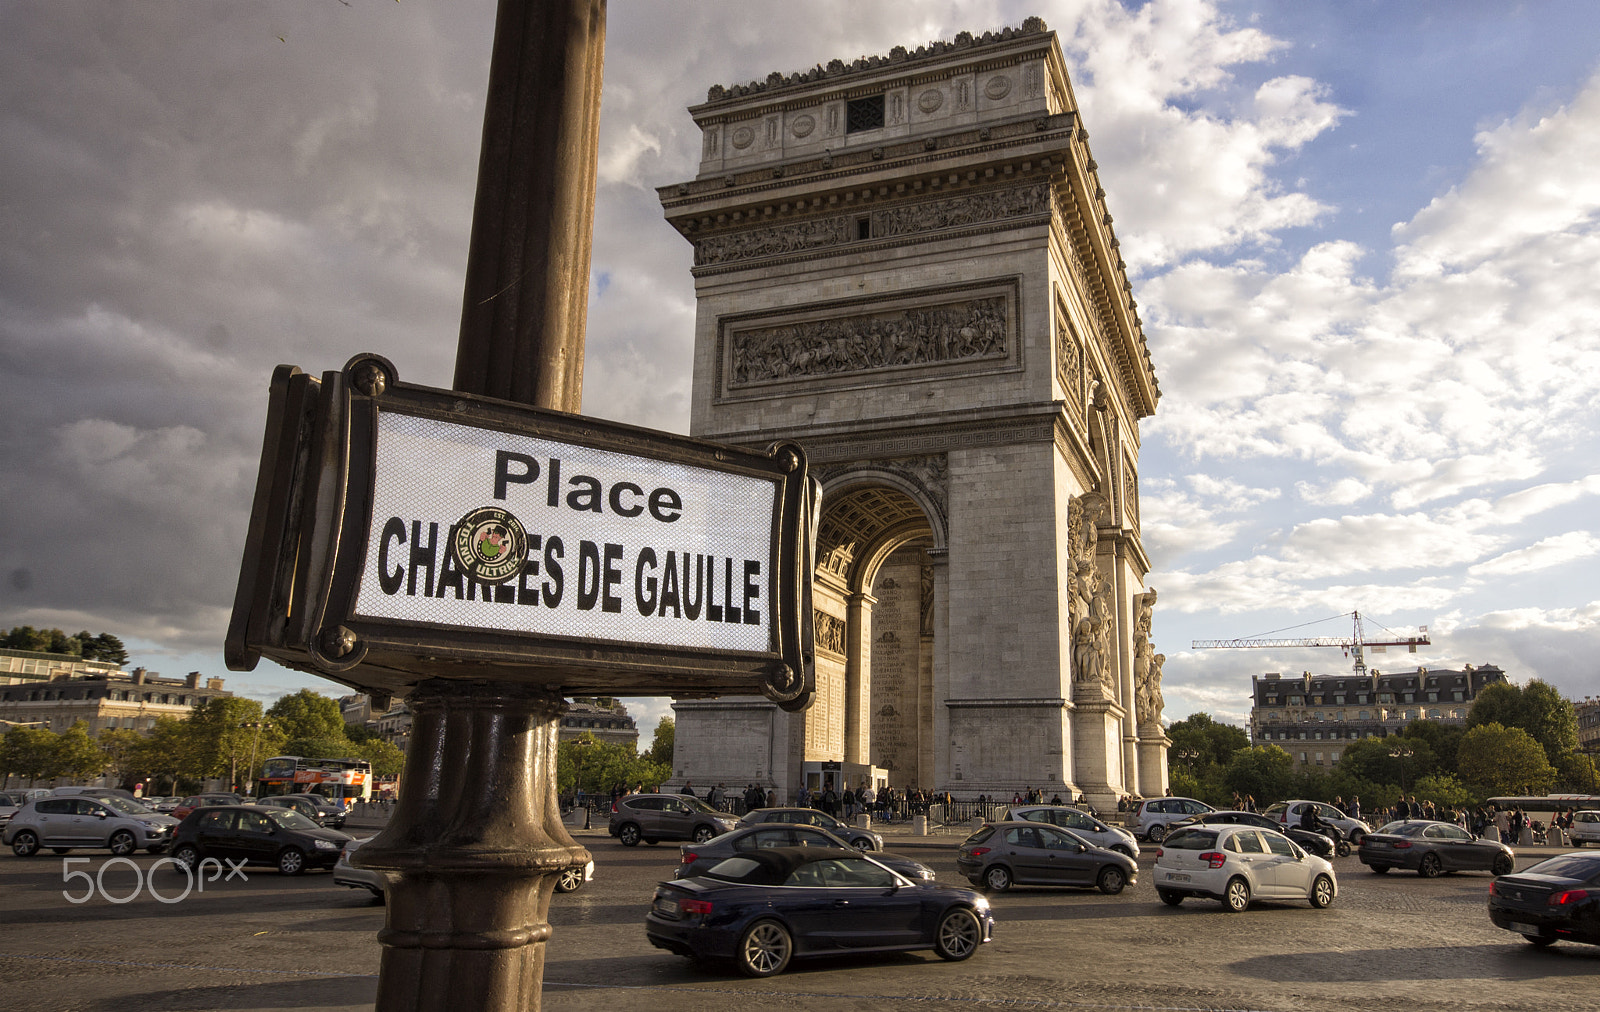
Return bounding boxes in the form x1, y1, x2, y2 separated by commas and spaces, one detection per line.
1250, 665, 1509, 768
0, 653, 232, 735
658, 21, 1164, 808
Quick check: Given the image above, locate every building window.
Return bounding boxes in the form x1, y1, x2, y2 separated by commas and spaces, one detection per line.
1334, 695, 1345, 704
1427, 692, 1438, 702
1359, 710, 1370, 720
1378, 693, 1393, 703
1429, 709, 1441, 719
1331, 751, 1340, 764
1300, 752, 1308, 763
846, 95, 885, 133
1453, 691, 1464, 701
1289, 696, 1303, 705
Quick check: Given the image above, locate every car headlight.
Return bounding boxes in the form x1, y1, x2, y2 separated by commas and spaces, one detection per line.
314, 839, 339, 851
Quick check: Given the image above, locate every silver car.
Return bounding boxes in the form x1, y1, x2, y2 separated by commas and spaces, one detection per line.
1133, 797, 1214, 842
4, 795, 178, 856
1005, 805, 1139, 857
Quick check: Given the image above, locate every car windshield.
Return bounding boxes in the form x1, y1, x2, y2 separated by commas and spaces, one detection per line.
99, 796, 154, 815
1162, 829, 1218, 850
962, 826, 996, 846
680, 796, 720, 814
265, 809, 320, 831
1377, 821, 1428, 836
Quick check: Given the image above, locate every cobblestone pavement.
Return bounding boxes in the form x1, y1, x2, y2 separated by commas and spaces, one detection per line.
1, 823, 1594, 1012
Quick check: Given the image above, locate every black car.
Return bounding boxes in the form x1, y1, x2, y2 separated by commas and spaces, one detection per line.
676, 822, 934, 881
1488, 852, 1600, 947
170, 804, 352, 876
1167, 810, 1338, 859
647, 847, 992, 977
259, 793, 346, 829
738, 808, 883, 851
1358, 819, 1515, 877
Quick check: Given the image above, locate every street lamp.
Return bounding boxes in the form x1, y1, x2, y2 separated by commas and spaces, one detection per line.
571, 737, 595, 829
241, 721, 272, 797
1389, 745, 1414, 794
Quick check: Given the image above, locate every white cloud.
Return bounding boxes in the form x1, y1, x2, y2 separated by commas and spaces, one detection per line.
1295, 477, 1371, 506
1469, 532, 1600, 578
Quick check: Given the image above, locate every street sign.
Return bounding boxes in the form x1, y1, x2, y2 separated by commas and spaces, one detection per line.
226, 354, 816, 710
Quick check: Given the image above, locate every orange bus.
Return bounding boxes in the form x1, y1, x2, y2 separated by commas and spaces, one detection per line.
258, 755, 372, 802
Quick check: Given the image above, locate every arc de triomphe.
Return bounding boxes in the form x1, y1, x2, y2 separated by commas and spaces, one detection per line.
655, 20, 1167, 808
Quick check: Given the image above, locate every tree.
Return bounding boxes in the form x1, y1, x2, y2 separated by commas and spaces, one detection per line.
85, 632, 129, 665
645, 716, 674, 766
0, 726, 59, 783
281, 736, 358, 760
53, 721, 107, 780
1457, 723, 1557, 796
98, 728, 148, 788
1166, 713, 1251, 766
354, 737, 406, 780
1555, 751, 1600, 793
560, 732, 669, 795
137, 717, 193, 795
1467, 680, 1578, 765
185, 697, 281, 790
1221, 745, 1296, 804
267, 689, 349, 743
1399, 719, 1463, 775
1336, 736, 1438, 789
1412, 772, 1473, 809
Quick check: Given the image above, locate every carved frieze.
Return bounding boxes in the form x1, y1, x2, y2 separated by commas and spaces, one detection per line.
1055, 295, 1085, 423
814, 610, 846, 656
693, 183, 1051, 269
1123, 453, 1140, 531
728, 297, 1006, 387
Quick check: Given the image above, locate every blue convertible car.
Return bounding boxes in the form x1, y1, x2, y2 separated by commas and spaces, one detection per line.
646, 846, 993, 976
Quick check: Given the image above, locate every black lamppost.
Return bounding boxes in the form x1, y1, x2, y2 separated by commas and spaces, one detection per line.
242, 721, 272, 797
571, 737, 594, 829
1389, 745, 1414, 794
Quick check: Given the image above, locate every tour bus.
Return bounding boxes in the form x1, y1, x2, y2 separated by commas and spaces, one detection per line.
1487, 795, 1600, 815
257, 755, 373, 803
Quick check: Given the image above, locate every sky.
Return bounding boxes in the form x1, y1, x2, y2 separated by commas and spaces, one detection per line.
3, 1, 1599, 740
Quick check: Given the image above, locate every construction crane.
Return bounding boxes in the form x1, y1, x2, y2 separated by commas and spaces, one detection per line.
1191, 611, 1429, 675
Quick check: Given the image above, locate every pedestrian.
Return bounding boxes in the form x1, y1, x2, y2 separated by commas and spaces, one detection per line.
706, 783, 723, 809
1348, 795, 1362, 822
861, 782, 875, 823
679, 780, 696, 799
842, 785, 856, 820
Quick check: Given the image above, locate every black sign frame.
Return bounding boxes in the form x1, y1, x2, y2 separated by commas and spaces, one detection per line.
226, 354, 816, 710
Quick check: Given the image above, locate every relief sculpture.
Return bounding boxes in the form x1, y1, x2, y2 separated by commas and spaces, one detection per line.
1132, 588, 1160, 723
814, 610, 846, 655
696, 216, 853, 266
871, 184, 1049, 240
1068, 493, 1113, 692
730, 297, 1007, 387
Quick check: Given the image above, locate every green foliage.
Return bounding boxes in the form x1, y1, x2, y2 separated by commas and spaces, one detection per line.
98, 728, 148, 786
1412, 772, 1474, 808
53, 721, 107, 780
81, 632, 129, 665
1555, 751, 1600, 793
559, 732, 669, 795
0, 627, 126, 663
281, 736, 358, 760
1467, 680, 1578, 765
1167, 713, 1251, 766
354, 737, 406, 780
1222, 745, 1296, 802
1457, 722, 1557, 795
1398, 719, 1463, 775
137, 717, 193, 794
645, 716, 675, 766
0, 726, 60, 781
185, 697, 283, 788
344, 723, 377, 744
1336, 736, 1438, 788
267, 689, 348, 742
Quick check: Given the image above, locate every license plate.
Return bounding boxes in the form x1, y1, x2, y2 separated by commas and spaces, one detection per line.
653, 897, 676, 916
1509, 921, 1538, 934
1166, 872, 1191, 883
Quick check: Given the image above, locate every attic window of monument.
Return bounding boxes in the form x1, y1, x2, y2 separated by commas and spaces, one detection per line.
846, 95, 885, 133
856, 216, 870, 240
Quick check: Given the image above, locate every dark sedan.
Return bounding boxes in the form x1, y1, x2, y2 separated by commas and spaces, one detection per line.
1167, 810, 1337, 859
1488, 852, 1600, 947
259, 793, 346, 829
170, 804, 352, 876
1359, 820, 1515, 877
738, 808, 882, 851
676, 822, 935, 882
646, 847, 991, 977
956, 821, 1136, 894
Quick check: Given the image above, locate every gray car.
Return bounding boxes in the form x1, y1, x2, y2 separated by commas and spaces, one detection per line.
676, 822, 933, 881
608, 793, 740, 846
1132, 797, 1214, 842
1005, 805, 1140, 857
5, 795, 178, 856
737, 808, 884, 851
956, 820, 1137, 894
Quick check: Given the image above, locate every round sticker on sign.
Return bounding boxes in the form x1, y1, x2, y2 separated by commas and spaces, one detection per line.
451, 506, 529, 583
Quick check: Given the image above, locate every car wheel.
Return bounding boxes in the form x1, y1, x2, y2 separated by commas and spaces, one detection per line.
1147, 824, 1168, 844
555, 867, 584, 893
1097, 866, 1127, 896
1492, 853, 1514, 877
10, 830, 39, 858
1335, 840, 1351, 858
1110, 845, 1133, 858
1369, 864, 1390, 875
736, 919, 792, 978
934, 907, 983, 961
278, 847, 307, 876
1157, 889, 1183, 907
1523, 934, 1555, 947
1309, 874, 1335, 909
172, 844, 200, 870
1223, 876, 1251, 913
851, 837, 873, 852
1417, 853, 1442, 878
108, 830, 137, 857
983, 865, 1012, 892
618, 823, 641, 847
691, 825, 716, 844
1348, 830, 1365, 848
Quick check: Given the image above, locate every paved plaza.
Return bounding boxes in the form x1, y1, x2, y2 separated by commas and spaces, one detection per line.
1, 812, 1595, 1012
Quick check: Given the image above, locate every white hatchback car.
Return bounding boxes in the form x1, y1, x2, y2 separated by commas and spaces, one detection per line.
1154, 823, 1337, 912
1569, 810, 1600, 846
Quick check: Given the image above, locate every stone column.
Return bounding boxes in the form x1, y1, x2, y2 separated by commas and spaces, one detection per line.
843, 591, 876, 766
355, 681, 590, 1012
927, 549, 951, 791
1137, 722, 1171, 799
